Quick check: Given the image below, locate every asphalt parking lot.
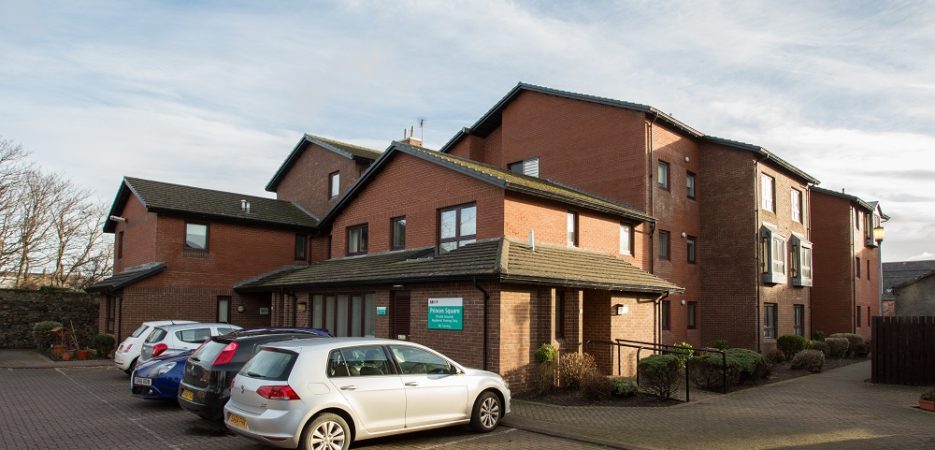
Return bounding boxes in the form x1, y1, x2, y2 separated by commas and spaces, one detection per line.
0, 366, 608, 450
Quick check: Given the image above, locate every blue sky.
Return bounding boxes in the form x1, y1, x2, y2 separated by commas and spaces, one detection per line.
1, 0, 933, 261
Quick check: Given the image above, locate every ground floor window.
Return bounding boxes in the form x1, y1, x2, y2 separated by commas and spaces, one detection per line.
856, 305, 861, 329
217, 296, 231, 323
687, 301, 697, 329
764, 303, 778, 338
555, 290, 566, 339
105, 296, 118, 334
661, 300, 671, 331
310, 293, 376, 337
793, 304, 804, 337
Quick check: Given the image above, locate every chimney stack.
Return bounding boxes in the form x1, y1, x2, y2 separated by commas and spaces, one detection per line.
401, 124, 422, 147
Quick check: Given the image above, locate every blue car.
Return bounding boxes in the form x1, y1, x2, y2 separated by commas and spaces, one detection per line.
130, 350, 191, 401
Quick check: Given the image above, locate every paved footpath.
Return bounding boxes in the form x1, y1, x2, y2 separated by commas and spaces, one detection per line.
504, 361, 935, 449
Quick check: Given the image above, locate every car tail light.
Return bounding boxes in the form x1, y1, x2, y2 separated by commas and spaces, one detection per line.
256, 385, 300, 400
212, 342, 239, 365
152, 343, 168, 357
123, 344, 132, 353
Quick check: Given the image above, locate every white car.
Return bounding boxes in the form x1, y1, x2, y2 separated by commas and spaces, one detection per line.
115, 320, 196, 374
224, 338, 511, 450
139, 322, 241, 365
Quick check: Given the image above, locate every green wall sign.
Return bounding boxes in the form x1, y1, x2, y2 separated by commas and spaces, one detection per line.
427, 297, 463, 330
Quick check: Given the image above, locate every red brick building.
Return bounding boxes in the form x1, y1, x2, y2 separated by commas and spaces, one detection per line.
811, 187, 887, 341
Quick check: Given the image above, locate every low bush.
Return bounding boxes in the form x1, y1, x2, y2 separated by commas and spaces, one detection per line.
535, 362, 557, 394
790, 349, 825, 373
612, 378, 638, 397
851, 342, 871, 358
726, 348, 769, 383
672, 342, 694, 368
32, 321, 63, 351
688, 353, 740, 390
828, 333, 864, 356
824, 337, 849, 359
811, 330, 826, 341
777, 335, 808, 361
807, 340, 831, 358
558, 352, 596, 389
534, 343, 559, 364
713, 339, 730, 350
638, 354, 680, 399
764, 348, 785, 365
581, 372, 614, 400
91, 335, 115, 359
921, 388, 935, 401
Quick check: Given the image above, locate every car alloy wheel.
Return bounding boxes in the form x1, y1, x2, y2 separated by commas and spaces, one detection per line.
470, 391, 501, 432
303, 413, 349, 450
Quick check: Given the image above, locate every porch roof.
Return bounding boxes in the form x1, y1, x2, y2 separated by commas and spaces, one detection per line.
85, 262, 166, 293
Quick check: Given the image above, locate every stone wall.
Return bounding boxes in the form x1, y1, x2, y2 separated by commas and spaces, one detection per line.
0, 289, 100, 348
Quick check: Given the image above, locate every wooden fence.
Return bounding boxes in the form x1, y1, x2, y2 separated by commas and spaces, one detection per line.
871, 316, 935, 385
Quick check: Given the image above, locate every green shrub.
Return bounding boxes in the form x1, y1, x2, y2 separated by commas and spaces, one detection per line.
672, 342, 694, 368
612, 378, 638, 397
32, 321, 63, 351
807, 340, 831, 358
790, 349, 825, 373
713, 339, 730, 350
824, 338, 849, 359
921, 388, 935, 401
777, 335, 808, 361
581, 372, 614, 400
851, 342, 870, 358
638, 354, 680, 400
534, 343, 559, 364
558, 352, 596, 389
828, 333, 864, 356
535, 361, 557, 394
91, 335, 116, 359
811, 330, 826, 341
764, 348, 785, 365
688, 353, 740, 390
726, 348, 769, 382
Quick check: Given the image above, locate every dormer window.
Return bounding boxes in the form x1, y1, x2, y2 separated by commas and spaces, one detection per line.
790, 233, 813, 287
508, 157, 540, 178
760, 223, 785, 285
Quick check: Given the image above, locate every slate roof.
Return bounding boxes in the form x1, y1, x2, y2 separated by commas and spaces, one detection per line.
811, 186, 889, 218
266, 134, 383, 192
439, 82, 819, 185
883, 260, 935, 300
236, 237, 682, 294
85, 263, 166, 293
319, 141, 653, 227
104, 177, 318, 233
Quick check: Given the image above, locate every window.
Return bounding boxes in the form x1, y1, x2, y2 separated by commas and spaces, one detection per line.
555, 290, 565, 339
507, 157, 540, 177
390, 216, 406, 250
790, 234, 813, 287
243, 349, 297, 381
184, 222, 208, 251
855, 257, 861, 278
566, 212, 578, 247
687, 236, 697, 264
106, 296, 117, 334
390, 345, 454, 375
760, 174, 775, 212
760, 224, 786, 284
686, 171, 696, 199
620, 223, 633, 256
310, 293, 376, 338
176, 328, 211, 344
661, 300, 671, 331
856, 305, 861, 329
438, 203, 477, 252
687, 301, 697, 329
657, 160, 670, 189
327, 346, 392, 377
867, 306, 871, 326
659, 230, 670, 260
347, 224, 368, 256
329, 171, 340, 199
791, 189, 802, 223
794, 304, 804, 337
217, 296, 230, 323
117, 231, 124, 260
867, 259, 871, 280
294, 234, 307, 260
764, 303, 778, 338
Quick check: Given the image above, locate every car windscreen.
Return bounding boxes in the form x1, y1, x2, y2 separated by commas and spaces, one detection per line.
240, 349, 297, 381
130, 325, 149, 338
191, 340, 228, 365
145, 328, 168, 343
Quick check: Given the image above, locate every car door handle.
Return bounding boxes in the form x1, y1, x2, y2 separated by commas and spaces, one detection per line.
405, 382, 418, 387
340, 385, 356, 391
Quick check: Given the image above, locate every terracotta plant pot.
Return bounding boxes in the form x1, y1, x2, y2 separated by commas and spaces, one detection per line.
920, 399, 935, 412
76, 349, 89, 361
50, 345, 65, 357
60, 351, 73, 361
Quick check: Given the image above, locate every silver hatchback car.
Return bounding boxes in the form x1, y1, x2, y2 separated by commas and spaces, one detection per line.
224, 337, 511, 450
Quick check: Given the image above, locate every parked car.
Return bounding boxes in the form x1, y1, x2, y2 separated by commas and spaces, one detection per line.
130, 350, 192, 401
115, 320, 197, 374
139, 322, 240, 365
178, 327, 332, 420
224, 338, 510, 450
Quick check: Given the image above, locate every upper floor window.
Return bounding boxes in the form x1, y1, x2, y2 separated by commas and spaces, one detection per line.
760, 224, 786, 285
620, 223, 633, 256
294, 234, 307, 260
761, 174, 775, 212
791, 189, 802, 223
790, 233, 813, 287
687, 235, 697, 264
566, 212, 579, 247
855, 256, 861, 278
657, 160, 670, 190
686, 171, 696, 199
329, 171, 340, 199
185, 222, 208, 251
391, 216, 406, 250
658, 230, 671, 260
347, 224, 368, 256
508, 157, 540, 178
439, 203, 476, 253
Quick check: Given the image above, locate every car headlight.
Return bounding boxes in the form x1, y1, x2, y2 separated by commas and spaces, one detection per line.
154, 361, 176, 376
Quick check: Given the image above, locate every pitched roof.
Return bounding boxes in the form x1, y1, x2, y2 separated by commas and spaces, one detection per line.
266, 134, 383, 192
319, 141, 653, 228
236, 237, 683, 294
439, 82, 819, 185
883, 260, 935, 299
85, 262, 166, 293
811, 186, 889, 218
104, 177, 318, 233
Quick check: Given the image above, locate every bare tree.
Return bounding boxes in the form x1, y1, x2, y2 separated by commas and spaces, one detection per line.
13, 169, 63, 286
0, 139, 29, 271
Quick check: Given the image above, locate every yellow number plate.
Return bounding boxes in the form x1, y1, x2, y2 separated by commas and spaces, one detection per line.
228, 413, 248, 430
180, 389, 194, 402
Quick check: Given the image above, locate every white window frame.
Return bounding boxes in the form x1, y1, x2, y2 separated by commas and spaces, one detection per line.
760, 223, 786, 285
790, 233, 813, 287
619, 223, 632, 256
761, 173, 775, 212
790, 189, 802, 223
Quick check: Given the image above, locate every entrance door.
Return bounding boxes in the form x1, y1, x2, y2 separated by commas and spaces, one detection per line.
391, 291, 411, 340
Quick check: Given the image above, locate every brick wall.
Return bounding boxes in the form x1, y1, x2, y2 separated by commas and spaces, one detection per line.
273, 142, 372, 219
582, 291, 654, 377
113, 194, 157, 273
810, 192, 854, 336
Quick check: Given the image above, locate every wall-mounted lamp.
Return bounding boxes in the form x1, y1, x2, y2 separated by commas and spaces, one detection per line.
236, 305, 245, 313
297, 302, 308, 313
680, 232, 687, 239
614, 304, 629, 315
680, 299, 687, 305
873, 226, 885, 243
684, 156, 690, 163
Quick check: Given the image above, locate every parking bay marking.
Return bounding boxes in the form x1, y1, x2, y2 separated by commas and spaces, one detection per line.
415, 427, 516, 449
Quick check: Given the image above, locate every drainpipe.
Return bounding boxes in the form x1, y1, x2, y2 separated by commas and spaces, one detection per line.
850, 209, 856, 333
754, 155, 766, 353
473, 277, 490, 370
654, 290, 670, 349
647, 113, 658, 275
116, 294, 123, 343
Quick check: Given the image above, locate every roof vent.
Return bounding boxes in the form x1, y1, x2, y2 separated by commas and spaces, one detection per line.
241, 199, 251, 213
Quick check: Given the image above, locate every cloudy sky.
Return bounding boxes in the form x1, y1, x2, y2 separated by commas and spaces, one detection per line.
1, 1, 933, 261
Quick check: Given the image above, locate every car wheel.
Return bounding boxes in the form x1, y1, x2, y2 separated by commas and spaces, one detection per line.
470, 391, 502, 433
124, 357, 138, 375
300, 413, 350, 450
